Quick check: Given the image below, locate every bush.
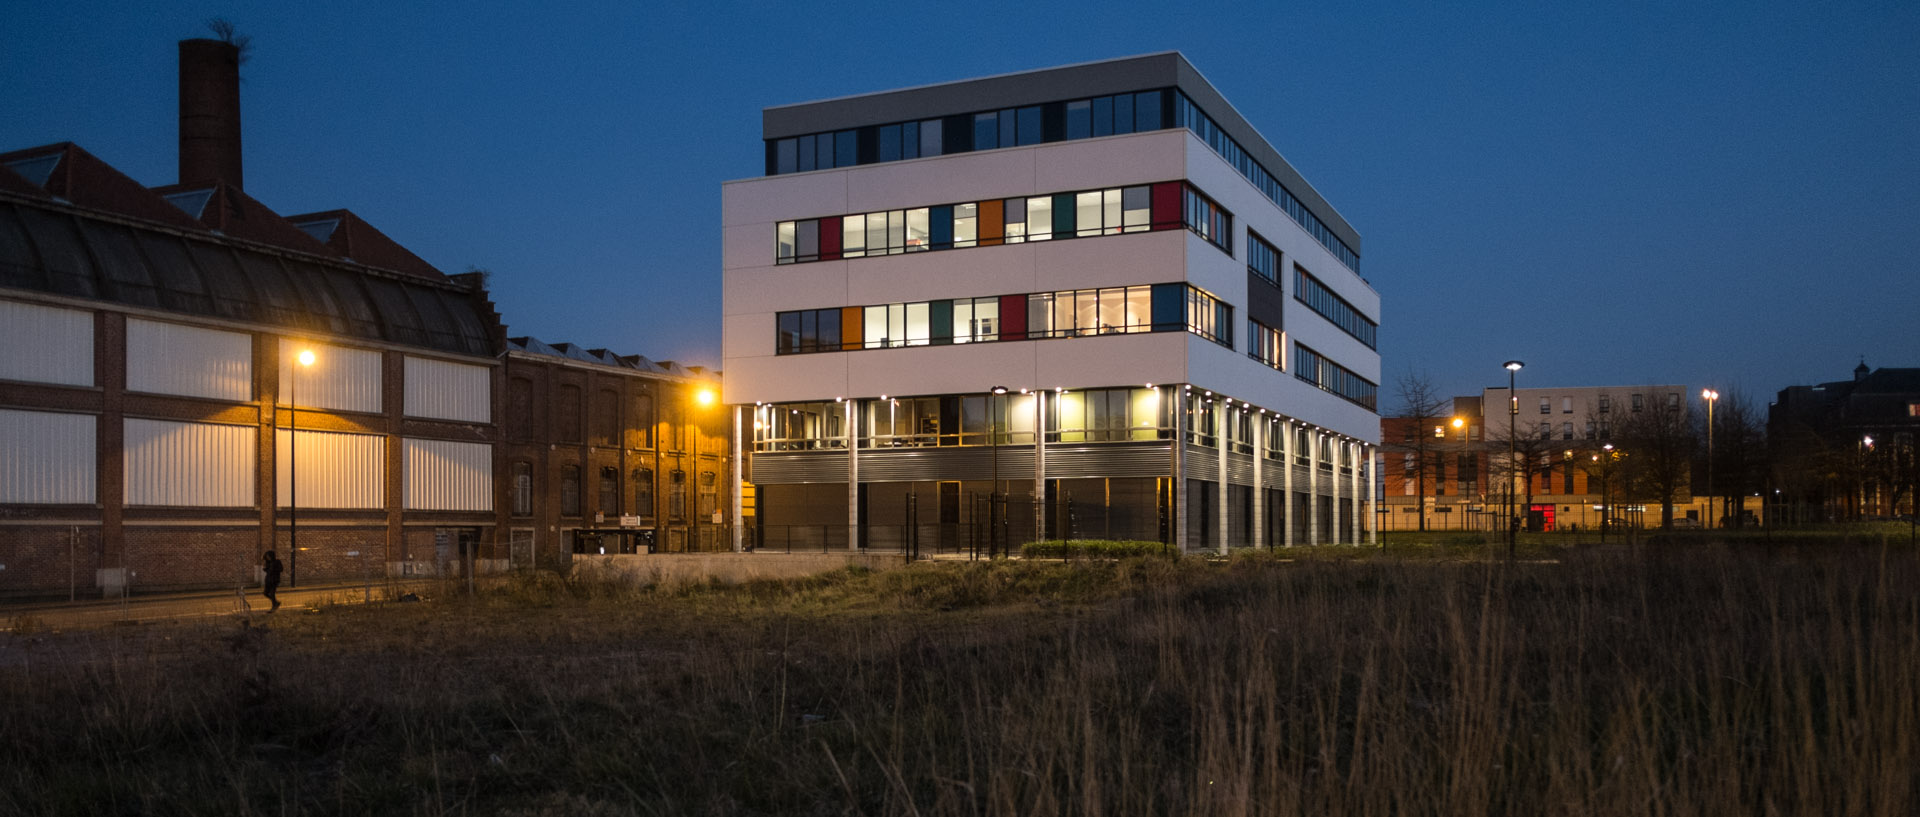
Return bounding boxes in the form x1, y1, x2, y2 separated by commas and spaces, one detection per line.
1020, 539, 1174, 560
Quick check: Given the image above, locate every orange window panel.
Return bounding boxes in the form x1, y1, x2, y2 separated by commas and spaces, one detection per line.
978, 199, 1004, 246
841, 306, 862, 350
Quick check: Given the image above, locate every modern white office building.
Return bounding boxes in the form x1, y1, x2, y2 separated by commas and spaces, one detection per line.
721, 53, 1381, 554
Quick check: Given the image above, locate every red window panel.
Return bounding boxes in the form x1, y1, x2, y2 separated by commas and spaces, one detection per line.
820, 216, 842, 260
998, 294, 1027, 340
1150, 182, 1182, 231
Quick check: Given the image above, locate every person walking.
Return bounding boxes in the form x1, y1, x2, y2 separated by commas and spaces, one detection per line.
262, 550, 283, 612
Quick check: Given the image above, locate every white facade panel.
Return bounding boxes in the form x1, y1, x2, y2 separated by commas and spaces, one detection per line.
727, 260, 851, 316
123, 418, 254, 506
126, 319, 252, 401
402, 438, 493, 511
0, 409, 95, 503
403, 357, 491, 423
0, 299, 93, 387
843, 149, 1039, 214
720, 171, 850, 233
278, 340, 382, 413
275, 429, 384, 509
1029, 130, 1188, 194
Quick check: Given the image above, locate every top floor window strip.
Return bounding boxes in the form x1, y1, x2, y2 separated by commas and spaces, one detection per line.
1170, 92, 1360, 274
768, 89, 1172, 176
1293, 265, 1378, 349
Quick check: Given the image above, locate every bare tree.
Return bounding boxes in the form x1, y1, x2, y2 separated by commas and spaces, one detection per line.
1387, 373, 1448, 531
1702, 387, 1767, 528
1490, 419, 1558, 530
205, 18, 253, 64
1617, 395, 1698, 530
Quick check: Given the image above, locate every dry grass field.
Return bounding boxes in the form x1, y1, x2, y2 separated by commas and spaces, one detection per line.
1, 542, 1915, 816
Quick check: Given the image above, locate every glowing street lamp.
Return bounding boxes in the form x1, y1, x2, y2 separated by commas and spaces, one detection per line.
1702, 388, 1718, 528
989, 385, 1009, 558
1504, 360, 1524, 558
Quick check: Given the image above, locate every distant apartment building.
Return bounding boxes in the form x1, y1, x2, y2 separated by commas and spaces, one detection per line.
1770, 362, 1920, 521
1381, 384, 1690, 531
722, 53, 1382, 553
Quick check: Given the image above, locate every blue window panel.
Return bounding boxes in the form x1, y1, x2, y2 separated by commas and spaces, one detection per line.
797, 135, 817, 172
1092, 96, 1113, 137
1113, 94, 1134, 135
1065, 100, 1091, 140
902, 122, 920, 160
999, 108, 1016, 148
877, 125, 901, 163
929, 205, 953, 249
775, 139, 797, 174
973, 112, 998, 150
1150, 285, 1184, 331
1135, 91, 1161, 131
834, 130, 857, 167
816, 134, 834, 170
1017, 106, 1042, 146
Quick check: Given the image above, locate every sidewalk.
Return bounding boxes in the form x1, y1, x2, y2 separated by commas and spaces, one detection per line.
1, 579, 432, 632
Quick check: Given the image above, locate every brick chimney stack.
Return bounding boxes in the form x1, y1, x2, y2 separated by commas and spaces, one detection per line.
178, 37, 243, 189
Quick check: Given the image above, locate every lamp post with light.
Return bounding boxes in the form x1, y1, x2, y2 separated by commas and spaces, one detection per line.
1503, 360, 1524, 558
289, 348, 313, 588
1451, 416, 1470, 530
1701, 388, 1718, 528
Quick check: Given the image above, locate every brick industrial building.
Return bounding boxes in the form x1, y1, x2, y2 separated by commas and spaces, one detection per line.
0, 37, 729, 598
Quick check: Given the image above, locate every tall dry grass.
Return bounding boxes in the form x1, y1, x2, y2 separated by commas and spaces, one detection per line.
0, 545, 1914, 815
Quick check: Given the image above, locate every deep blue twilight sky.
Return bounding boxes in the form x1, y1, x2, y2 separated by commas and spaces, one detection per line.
5, 1, 1915, 408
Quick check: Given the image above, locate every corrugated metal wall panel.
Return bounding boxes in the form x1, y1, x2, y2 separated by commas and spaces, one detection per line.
403, 356, 490, 423
0, 299, 93, 386
1041, 443, 1171, 479
0, 409, 96, 503
402, 438, 493, 511
126, 319, 252, 400
750, 451, 849, 484
1184, 445, 1218, 482
1225, 453, 1256, 485
859, 448, 1038, 482
277, 340, 381, 413
1260, 458, 1288, 489
123, 418, 254, 506
275, 429, 384, 508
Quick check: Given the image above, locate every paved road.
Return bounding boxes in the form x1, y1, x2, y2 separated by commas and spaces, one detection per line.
1, 580, 431, 632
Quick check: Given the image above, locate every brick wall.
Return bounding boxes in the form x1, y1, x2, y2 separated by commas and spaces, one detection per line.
0, 526, 103, 599
123, 526, 257, 589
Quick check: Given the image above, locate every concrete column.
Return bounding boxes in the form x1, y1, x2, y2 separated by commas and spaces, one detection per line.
1283, 420, 1294, 548
1034, 391, 1047, 545
731, 405, 744, 552
1331, 436, 1343, 544
1251, 414, 1265, 549
1215, 400, 1228, 555
846, 400, 858, 551
1309, 429, 1321, 546
1173, 389, 1187, 553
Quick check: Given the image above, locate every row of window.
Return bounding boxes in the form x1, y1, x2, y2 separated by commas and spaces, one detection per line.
510, 463, 715, 520
775, 283, 1227, 354
1170, 91, 1361, 273
775, 182, 1209, 263
1294, 343, 1378, 410
753, 388, 1170, 451
1185, 394, 1363, 471
768, 90, 1173, 175
1541, 393, 1675, 414
1293, 266, 1378, 349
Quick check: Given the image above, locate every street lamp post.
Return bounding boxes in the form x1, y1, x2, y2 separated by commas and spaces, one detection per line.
989, 386, 1009, 558
1702, 388, 1718, 528
1451, 416, 1468, 531
1596, 443, 1615, 542
289, 348, 314, 588
1504, 360, 1524, 559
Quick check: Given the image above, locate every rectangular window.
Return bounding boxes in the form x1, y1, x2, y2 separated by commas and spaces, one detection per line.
905, 208, 930, 251
797, 134, 816, 172
1563, 397, 1573, 413
775, 138, 797, 174
1075, 191, 1103, 237
1599, 395, 1611, 414
1026, 196, 1053, 241
1066, 100, 1090, 139
600, 466, 619, 516
1249, 319, 1284, 370
699, 471, 718, 517
877, 124, 901, 163
973, 112, 998, 150
1185, 287, 1232, 348
511, 462, 532, 516
1016, 106, 1042, 145
919, 119, 942, 157
1540, 398, 1551, 415
1121, 186, 1150, 232
1562, 422, 1573, 440
1632, 394, 1644, 412
954, 203, 978, 248
1003, 198, 1027, 243
1247, 232, 1280, 285
834, 130, 857, 167
669, 470, 685, 519
1182, 185, 1232, 254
